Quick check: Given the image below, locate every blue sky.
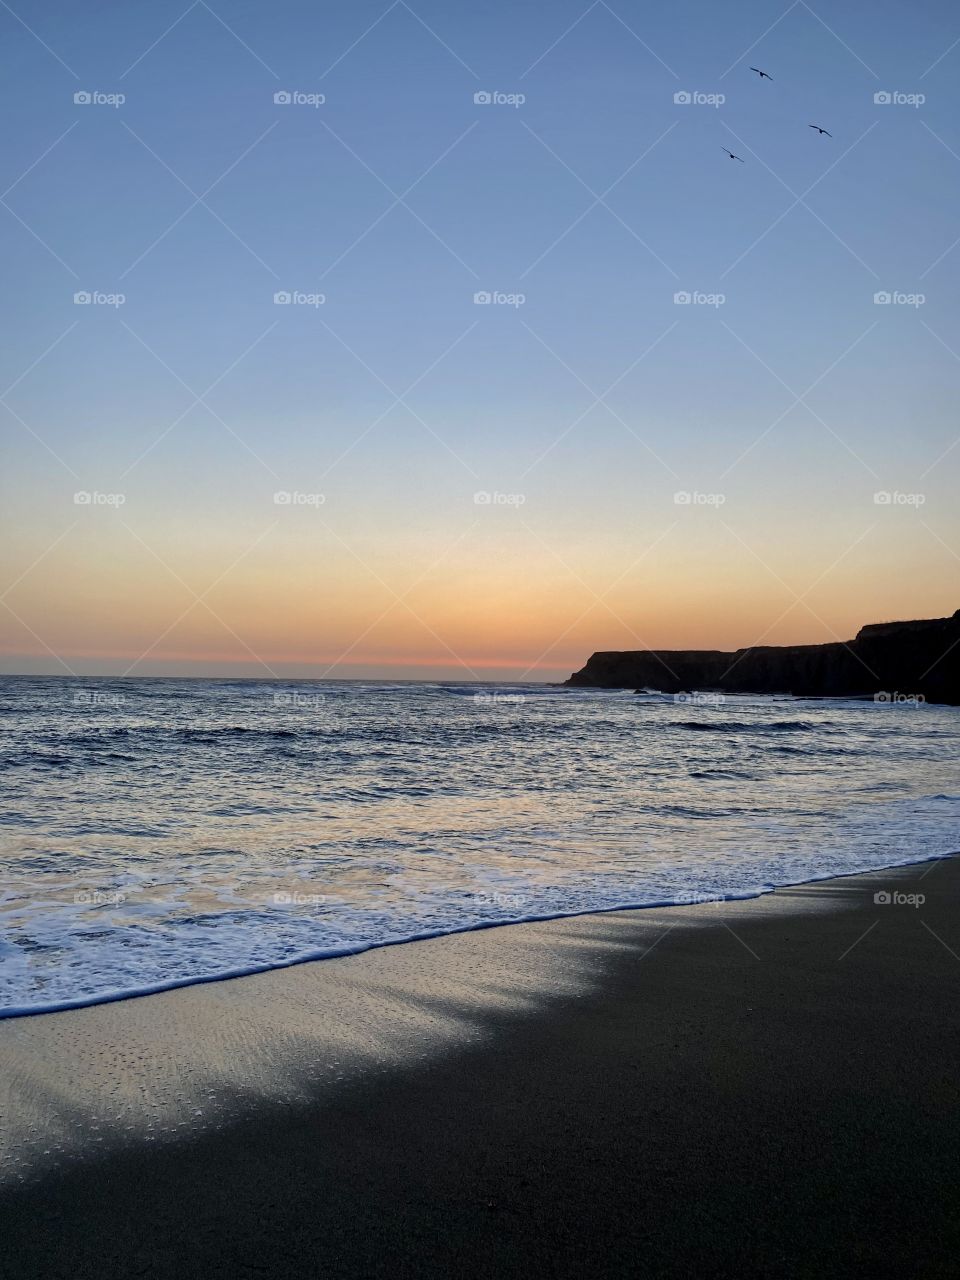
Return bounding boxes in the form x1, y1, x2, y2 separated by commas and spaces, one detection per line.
1, 0, 958, 677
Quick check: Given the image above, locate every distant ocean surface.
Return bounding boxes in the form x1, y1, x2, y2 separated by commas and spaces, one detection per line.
1, 676, 958, 1017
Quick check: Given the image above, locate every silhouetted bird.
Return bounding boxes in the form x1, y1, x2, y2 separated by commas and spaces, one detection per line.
749, 67, 773, 80
809, 124, 832, 136
722, 147, 745, 162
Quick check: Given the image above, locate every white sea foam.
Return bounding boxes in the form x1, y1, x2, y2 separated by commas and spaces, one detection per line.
1, 678, 958, 1017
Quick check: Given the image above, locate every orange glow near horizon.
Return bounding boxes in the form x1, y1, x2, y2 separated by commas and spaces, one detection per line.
1, 515, 956, 677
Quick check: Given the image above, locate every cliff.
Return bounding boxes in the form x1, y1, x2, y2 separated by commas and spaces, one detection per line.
565, 610, 960, 706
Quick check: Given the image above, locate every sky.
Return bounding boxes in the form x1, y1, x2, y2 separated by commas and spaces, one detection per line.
1, 0, 958, 679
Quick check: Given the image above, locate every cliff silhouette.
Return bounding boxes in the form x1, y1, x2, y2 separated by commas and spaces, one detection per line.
566, 610, 960, 706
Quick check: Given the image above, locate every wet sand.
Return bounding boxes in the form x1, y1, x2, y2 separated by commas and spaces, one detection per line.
1, 857, 959, 1278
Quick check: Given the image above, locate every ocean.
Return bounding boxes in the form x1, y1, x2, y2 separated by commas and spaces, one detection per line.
1, 676, 958, 1017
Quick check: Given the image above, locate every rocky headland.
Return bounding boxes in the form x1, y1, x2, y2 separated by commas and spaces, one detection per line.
566, 609, 960, 705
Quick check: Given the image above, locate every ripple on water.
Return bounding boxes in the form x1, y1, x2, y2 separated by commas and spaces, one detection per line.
0, 678, 958, 1015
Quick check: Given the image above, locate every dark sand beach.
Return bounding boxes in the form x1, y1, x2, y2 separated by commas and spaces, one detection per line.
2, 858, 959, 1279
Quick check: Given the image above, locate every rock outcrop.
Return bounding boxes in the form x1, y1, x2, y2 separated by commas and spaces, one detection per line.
565, 610, 960, 706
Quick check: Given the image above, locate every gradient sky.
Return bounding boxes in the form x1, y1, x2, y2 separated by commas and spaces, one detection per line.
1, 0, 958, 678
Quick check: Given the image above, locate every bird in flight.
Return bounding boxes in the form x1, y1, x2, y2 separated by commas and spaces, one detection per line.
809, 124, 832, 136
722, 147, 745, 162
749, 66, 773, 80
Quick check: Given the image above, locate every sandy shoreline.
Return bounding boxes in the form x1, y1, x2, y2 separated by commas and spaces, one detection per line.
2, 856, 959, 1277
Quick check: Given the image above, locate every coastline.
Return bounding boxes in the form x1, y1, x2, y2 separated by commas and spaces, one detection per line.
2, 855, 959, 1277
3, 845, 956, 1023
565, 607, 960, 705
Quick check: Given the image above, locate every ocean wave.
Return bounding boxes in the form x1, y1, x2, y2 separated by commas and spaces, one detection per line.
1, 848, 957, 1021
674, 719, 818, 733
688, 769, 756, 779
1, 675, 958, 1018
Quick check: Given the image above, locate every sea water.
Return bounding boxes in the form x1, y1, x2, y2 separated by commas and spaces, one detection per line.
1, 676, 957, 1016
